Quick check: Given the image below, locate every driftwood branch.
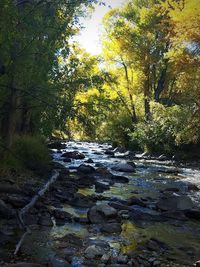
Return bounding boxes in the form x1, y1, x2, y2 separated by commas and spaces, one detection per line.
14, 170, 59, 255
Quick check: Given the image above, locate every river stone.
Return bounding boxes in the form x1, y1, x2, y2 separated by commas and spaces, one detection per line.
85, 245, 105, 259
77, 164, 95, 173
85, 158, 94, 163
88, 204, 117, 223
0, 199, 15, 219
100, 223, 122, 233
111, 163, 135, 172
184, 209, 200, 220
156, 194, 194, 211
62, 151, 85, 159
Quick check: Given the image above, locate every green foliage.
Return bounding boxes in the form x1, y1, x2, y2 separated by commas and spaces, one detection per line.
130, 103, 192, 154
0, 136, 50, 174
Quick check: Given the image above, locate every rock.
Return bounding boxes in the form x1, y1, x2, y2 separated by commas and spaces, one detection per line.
105, 150, 115, 156
38, 215, 53, 226
88, 204, 117, 223
118, 210, 130, 219
162, 187, 179, 193
7, 195, 28, 208
111, 175, 129, 183
101, 254, 110, 263
7, 264, 45, 267
77, 164, 95, 174
187, 183, 199, 191
96, 167, 111, 175
117, 255, 128, 264
59, 233, 83, 247
156, 194, 194, 211
195, 260, 200, 267
70, 194, 95, 208
158, 154, 167, 161
62, 151, 85, 159
95, 181, 110, 193
127, 197, 146, 207
85, 245, 105, 259
111, 163, 135, 173
0, 199, 15, 219
184, 209, 200, 220
85, 158, 94, 163
100, 223, 122, 233
50, 256, 71, 267
48, 142, 66, 149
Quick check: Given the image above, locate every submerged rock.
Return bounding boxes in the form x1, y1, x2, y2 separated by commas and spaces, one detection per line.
48, 142, 66, 149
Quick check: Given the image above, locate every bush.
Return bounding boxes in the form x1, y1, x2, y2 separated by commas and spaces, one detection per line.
130, 103, 191, 154
0, 135, 50, 175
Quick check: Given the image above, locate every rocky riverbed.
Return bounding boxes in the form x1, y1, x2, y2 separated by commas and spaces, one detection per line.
0, 141, 200, 267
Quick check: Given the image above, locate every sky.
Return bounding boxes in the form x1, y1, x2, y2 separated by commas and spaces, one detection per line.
75, 0, 128, 55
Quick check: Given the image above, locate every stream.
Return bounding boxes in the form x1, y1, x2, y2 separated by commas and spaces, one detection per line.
1, 141, 200, 267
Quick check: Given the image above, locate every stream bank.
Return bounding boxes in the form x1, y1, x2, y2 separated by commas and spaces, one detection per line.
0, 141, 200, 267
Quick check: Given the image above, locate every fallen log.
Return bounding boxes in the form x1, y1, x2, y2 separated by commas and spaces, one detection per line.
14, 170, 59, 255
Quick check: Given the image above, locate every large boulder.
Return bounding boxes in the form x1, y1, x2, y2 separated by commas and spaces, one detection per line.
62, 151, 85, 159
111, 163, 136, 172
88, 203, 117, 224
156, 194, 194, 211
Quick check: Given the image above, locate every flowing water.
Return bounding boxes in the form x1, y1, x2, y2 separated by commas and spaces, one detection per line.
8, 141, 200, 266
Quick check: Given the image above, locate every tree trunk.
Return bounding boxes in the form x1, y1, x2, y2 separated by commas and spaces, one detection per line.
144, 64, 151, 120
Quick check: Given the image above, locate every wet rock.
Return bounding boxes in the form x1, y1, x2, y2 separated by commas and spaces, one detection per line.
111, 175, 129, 183
100, 223, 122, 233
62, 151, 85, 159
117, 255, 128, 264
77, 164, 95, 174
7, 264, 45, 267
118, 210, 130, 219
105, 149, 115, 156
156, 194, 194, 211
162, 210, 187, 221
70, 194, 95, 208
95, 181, 110, 193
85, 245, 105, 259
101, 253, 110, 264
38, 214, 53, 226
85, 158, 94, 163
0, 199, 15, 219
111, 163, 136, 172
88, 204, 117, 223
106, 265, 129, 267
127, 197, 146, 207
48, 142, 66, 149
161, 187, 180, 193
187, 183, 199, 191
96, 167, 112, 175
50, 256, 71, 267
